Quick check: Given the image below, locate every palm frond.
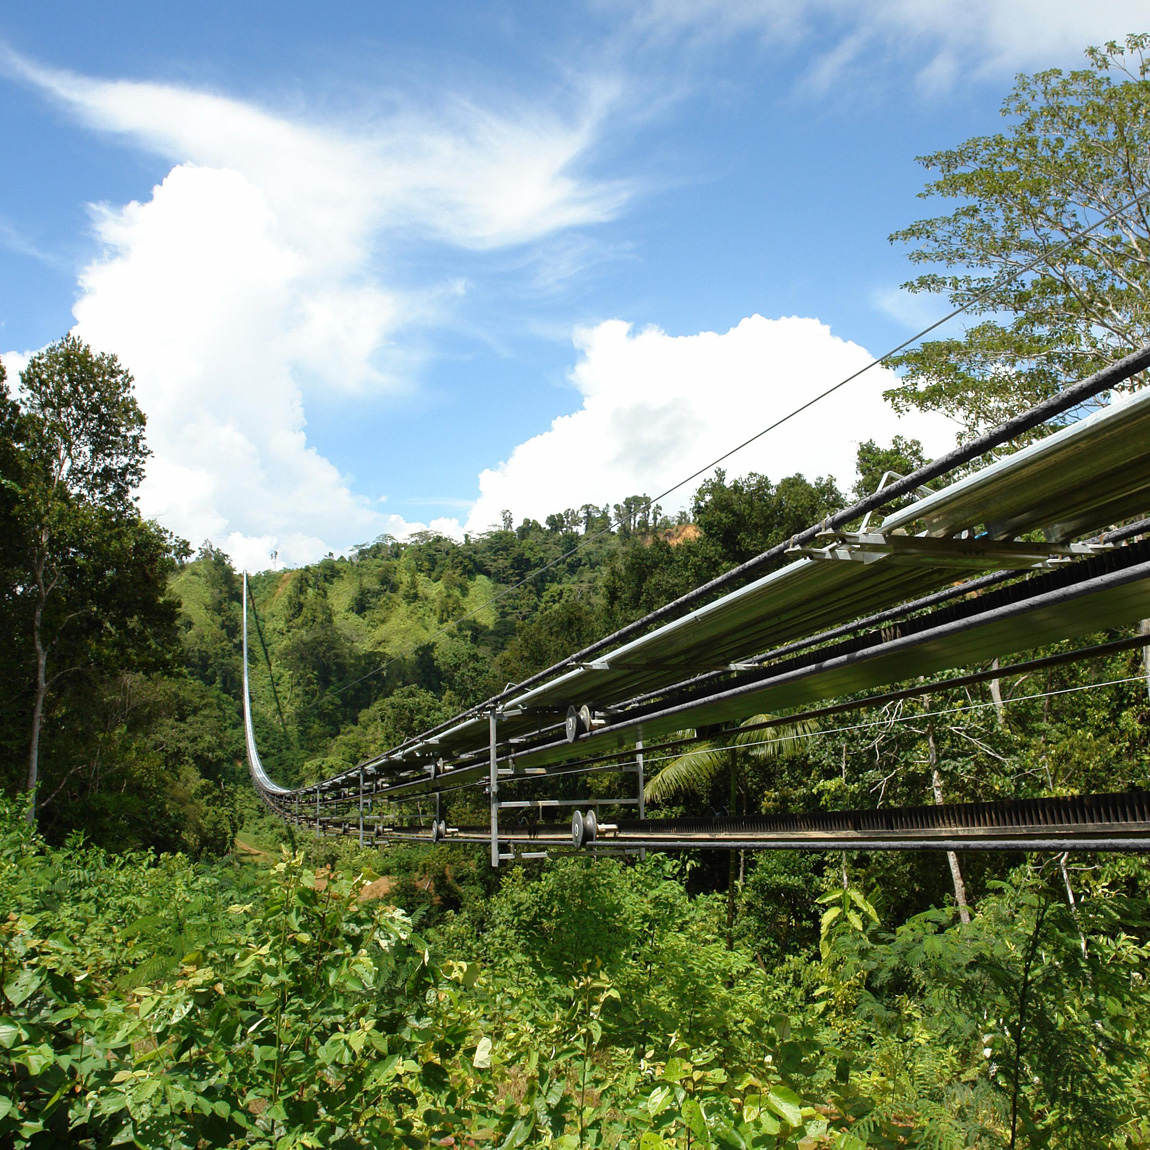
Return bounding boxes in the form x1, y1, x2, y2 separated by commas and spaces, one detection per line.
643, 736, 726, 804
642, 714, 817, 804
730, 714, 817, 757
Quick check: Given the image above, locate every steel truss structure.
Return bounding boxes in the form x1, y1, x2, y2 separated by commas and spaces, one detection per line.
243, 347, 1150, 863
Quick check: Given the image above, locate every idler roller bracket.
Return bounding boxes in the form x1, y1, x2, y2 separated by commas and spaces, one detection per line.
565, 705, 586, 743
565, 704, 605, 743
571, 809, 599, 848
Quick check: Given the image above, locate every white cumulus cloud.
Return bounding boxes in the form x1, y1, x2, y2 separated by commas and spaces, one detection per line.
2, 50, 624, 567
465, 315, 956, 532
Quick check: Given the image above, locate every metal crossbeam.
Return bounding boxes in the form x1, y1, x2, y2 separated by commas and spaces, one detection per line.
239, 350, 1150, 861
789, 532, 1104, 569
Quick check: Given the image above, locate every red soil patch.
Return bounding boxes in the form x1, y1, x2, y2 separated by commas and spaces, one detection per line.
357, 875, 397, 902
661, 522, 701, 545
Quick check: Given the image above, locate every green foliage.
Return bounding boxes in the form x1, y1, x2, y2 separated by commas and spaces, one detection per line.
644, 716, 816, 807
816, 866, 1150, 1148
888, 34, 1150, 433
852, 436, 928, 503
8, 43, 1150, 1134
0, 797, 888, 1150
817, 887, 879, 961
0, 336, 188, 835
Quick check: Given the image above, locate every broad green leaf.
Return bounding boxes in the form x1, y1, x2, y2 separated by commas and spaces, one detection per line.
767, 1086, 804, 1127
848, 889, 879, 922
4, 971, 41, 1008
682, 1097, 709, 1143
756, 1109, 781, 1135
499, 1117, 534, 1149
421, 1060, 450, 1091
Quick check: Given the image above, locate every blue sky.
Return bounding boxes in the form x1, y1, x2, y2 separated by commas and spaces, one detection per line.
1, 1, 1144, 568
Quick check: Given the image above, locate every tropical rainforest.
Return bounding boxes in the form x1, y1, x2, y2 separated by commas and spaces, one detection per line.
2, 34, 1150, 1150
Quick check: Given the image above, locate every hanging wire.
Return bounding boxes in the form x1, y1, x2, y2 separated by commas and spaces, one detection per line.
246, 580, 290, 740
333, 187, 1150, 700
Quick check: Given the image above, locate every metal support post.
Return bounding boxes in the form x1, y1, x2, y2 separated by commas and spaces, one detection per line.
316, 786, 320, 837
636, 738, 646, 861
489, 710, 500, 869
358, 768, 364, 848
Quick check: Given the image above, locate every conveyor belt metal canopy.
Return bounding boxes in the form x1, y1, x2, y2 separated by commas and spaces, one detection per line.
243, 356, 1150, 843
350, 385, 1150, 786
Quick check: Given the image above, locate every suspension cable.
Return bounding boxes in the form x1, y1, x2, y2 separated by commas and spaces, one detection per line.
332, 190, 1150, 704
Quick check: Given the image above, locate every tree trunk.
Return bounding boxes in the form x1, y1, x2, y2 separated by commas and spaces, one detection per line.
1141, 620, 1150, 704
1057, 849, 1087, 958
726, 750, 737, 950
928, 719, 971, 924
989, 657, 1007, 726
1008, 900, 1049, 1150
25, 546, 49, 826
1041, 759, 1088, 956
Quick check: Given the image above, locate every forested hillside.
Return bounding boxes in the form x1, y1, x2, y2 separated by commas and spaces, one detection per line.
6, 391, 1150, 1144
4, 35, 1150, 1148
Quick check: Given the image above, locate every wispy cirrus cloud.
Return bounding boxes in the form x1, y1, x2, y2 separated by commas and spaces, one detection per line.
0, 216, 65, 269
613, 0, 1149, 92
1, 47, 629, 567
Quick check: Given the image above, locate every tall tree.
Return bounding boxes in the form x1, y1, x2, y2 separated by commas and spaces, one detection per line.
887, 34, 1150, 433
6, 335, 180, 823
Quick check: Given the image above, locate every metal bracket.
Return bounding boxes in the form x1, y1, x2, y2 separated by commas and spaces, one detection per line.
489, 711, 500, 869
857, 470, 938, 533
787, 531, 1107, 570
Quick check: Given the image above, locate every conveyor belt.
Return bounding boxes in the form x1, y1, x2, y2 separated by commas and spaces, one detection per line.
241, 350, 1150, 862
366, 345, 1150, 771
293, 791, 1150, 853
337, 544, 1150, 800
348, 384, 1150, 782
880, 385, 1150, 542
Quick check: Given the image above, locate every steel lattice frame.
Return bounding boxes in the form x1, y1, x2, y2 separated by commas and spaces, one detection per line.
243, 348, 1150, 862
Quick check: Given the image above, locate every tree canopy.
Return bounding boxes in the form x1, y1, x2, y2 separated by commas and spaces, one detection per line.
888, 34, 1150, 432
0, 338, 185, 831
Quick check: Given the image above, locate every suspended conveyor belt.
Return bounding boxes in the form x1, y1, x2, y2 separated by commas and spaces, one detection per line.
242, 347, 1150, 862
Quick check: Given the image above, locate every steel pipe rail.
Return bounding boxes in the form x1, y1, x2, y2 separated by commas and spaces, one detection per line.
238, 350, 1150, 862
242, 572, 290, 800
330, 366, 1150, 788
343, 543, 1150, 803
369, 343, 1150, 757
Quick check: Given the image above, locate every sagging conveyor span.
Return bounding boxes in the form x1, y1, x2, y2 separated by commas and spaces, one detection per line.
242, 347, 1150, 862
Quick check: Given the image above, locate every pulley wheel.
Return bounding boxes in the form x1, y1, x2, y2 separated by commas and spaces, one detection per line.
565, 705, 585, 743
571, 809, 599, 848
583, 809, 598, 843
